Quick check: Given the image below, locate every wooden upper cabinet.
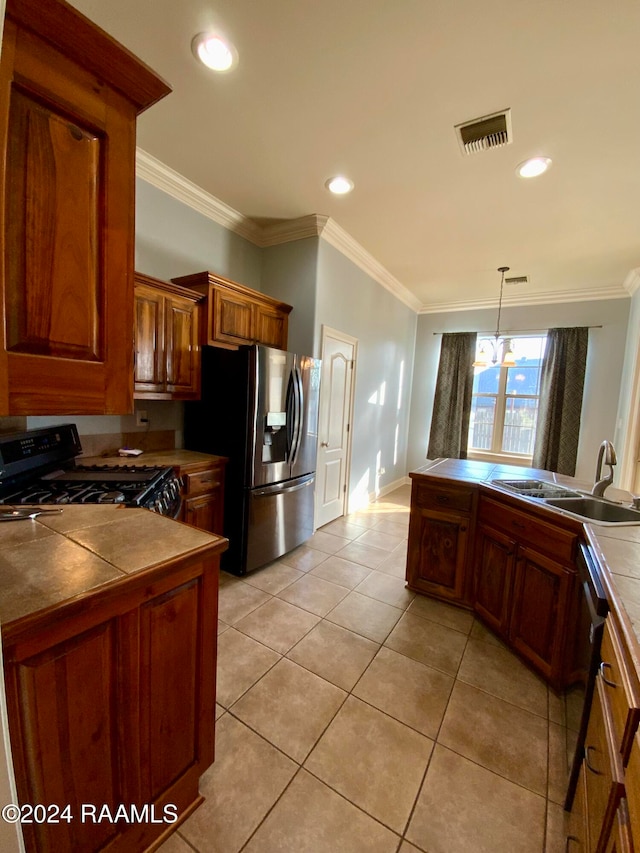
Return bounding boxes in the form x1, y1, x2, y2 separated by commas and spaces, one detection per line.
0, 0, 170, 415
134, 273, 201, 400
171, 270, 293, 351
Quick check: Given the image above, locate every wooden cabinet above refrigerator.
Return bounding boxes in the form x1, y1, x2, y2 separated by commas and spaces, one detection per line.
0, 0, 170, 415
171, 270, 292, 351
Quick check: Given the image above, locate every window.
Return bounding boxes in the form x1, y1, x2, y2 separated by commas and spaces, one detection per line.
468, 335, 546, 458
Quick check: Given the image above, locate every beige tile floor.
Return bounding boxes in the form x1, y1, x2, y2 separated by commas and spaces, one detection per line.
160, 485, 575, 853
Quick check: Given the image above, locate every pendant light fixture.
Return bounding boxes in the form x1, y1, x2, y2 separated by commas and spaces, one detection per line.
473, 267, 517, 367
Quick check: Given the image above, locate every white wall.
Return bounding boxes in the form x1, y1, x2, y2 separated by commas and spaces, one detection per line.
407, 297, 631, 483
135, 180, 263, 289
261, 238, 318, 357
316, 241, 417, 507
614, 285, 640, 487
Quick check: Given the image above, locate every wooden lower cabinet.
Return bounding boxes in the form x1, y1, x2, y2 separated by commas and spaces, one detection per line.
406, 479, 475, 605
509, 545, 572, 684
473, 523, 516, 637
471, 495, 578, 687
569, 673, 626, 853
2, 551, 220, 853
180, 460, 226, 536
568, 763, 589, 852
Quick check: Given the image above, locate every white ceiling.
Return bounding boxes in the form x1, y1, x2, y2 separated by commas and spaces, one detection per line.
67, 0, 640, 311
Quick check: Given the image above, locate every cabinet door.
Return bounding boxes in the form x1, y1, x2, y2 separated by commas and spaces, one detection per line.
473, 523, 516, 638
134, 285, 165, 393
567, 762, 589, 853
5, 620, 130, 853
212, 288, 254, 346
138, 575, 216, 802
165, 295, 200, 399
509, 545, 572, 685
406, 507, 470, 603
183, 491, 223, 535
254, 303, 288, 349
0, 19, 135, 415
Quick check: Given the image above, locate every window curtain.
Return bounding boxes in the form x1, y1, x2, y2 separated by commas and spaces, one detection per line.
533, 327, 589, 476
427, 332, 477, 459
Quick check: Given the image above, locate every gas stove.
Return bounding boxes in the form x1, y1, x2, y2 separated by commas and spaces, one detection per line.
0, 425, 182, 517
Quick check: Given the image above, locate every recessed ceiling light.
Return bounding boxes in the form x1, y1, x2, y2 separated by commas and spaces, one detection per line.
325, 176, 354, 195
191, 32, 238, 72
517, 157, 552, 178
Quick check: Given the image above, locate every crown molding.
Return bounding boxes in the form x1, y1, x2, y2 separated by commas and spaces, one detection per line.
418, 284, 630, 314
318, 218, 423, 312
259, 214, 328, 246
136, 149, 633, 316
623, 268, 640, 296
135, 149, 262, 244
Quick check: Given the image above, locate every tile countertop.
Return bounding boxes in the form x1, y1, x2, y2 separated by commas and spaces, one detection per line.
0, 504, 226, 626
411, 458, 640, 660
79, 449, 226, 468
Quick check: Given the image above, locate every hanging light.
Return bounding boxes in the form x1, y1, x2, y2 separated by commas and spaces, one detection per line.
473, 267, 516, 367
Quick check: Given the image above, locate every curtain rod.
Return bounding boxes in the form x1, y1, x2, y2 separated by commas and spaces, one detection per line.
432, 325, 603, 336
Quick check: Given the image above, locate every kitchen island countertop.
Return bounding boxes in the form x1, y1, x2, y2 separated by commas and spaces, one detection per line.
411, 457, 640, 669
0, 504, 226, 628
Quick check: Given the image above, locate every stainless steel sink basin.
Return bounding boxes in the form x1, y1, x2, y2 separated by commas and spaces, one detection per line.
543, 496, 640, 524
491, 479, 581, 499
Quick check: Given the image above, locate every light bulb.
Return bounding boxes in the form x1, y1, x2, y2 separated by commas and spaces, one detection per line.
192, 33, 238, 72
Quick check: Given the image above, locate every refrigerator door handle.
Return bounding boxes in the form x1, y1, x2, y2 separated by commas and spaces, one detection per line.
289, 366, 304, 467
253, 474, 315, 497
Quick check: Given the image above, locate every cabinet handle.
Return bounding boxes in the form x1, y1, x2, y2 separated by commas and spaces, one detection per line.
599, 661, 617, 688
511, 520, 525, 530
436, 495, 450, 504
584, 745, 602, 775
460, 525, 467, 532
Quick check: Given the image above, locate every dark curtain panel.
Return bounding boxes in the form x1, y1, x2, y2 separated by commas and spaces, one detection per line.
427, 332, 477, 459
533, 327, 589, 476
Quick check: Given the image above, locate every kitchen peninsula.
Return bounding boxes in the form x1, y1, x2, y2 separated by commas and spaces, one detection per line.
407, 457, 640, 851
0, 504, 227, 853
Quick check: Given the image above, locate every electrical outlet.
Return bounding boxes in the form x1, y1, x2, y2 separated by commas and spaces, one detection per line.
135, 410, 148, 427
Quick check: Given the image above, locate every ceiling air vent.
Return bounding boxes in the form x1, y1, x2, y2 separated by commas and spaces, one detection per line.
505, 274, 529, 286
455, 109, 512, 155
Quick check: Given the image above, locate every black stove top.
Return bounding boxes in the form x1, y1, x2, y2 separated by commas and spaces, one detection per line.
0, 425, 182, 516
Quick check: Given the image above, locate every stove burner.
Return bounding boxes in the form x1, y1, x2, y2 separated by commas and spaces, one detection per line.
95, 491, 126, 504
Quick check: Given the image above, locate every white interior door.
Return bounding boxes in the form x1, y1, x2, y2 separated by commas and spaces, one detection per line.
315, 327, 357, 528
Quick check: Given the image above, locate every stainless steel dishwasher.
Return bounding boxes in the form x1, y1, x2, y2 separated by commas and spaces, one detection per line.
564, 541, 609, 809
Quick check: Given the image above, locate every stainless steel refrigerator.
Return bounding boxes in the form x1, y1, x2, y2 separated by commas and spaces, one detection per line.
184, 344, 321, 575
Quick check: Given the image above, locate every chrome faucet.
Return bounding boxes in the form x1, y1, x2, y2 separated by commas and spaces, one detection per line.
592, 440, 617, 498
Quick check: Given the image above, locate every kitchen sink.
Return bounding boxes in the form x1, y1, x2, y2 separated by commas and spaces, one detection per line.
542, 497, 640, 524
491, 479, 582, 499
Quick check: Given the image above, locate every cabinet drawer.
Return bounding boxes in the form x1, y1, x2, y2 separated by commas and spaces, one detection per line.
584, 676, 625, 853
183, 467, 222, 496
479, 497, 576, 563
413, 481, 474, 513
600, 617, 640, 765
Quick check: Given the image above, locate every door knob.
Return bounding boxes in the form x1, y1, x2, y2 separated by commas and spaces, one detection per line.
321, 441, 329, 447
